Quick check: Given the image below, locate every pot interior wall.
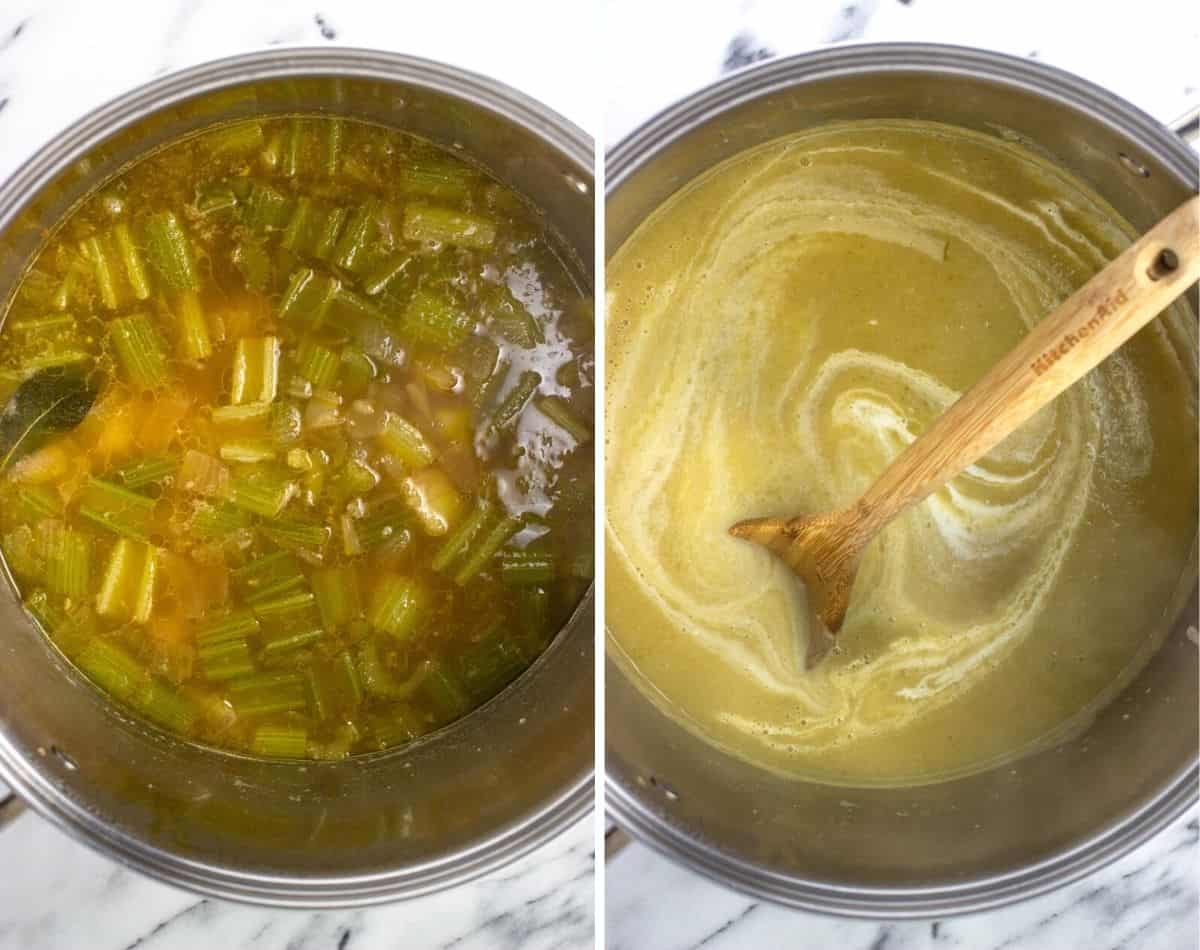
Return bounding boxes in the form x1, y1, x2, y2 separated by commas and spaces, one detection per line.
0, 59, 593, 903
606, 50, 1198, 913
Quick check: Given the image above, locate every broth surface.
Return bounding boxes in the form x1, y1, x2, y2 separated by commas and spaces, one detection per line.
606, 119, 1196, 785
0, 116, 593, 759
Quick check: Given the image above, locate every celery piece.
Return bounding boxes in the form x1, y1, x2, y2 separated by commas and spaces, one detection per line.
4, 525, 43, 580
287, 448, 313, 471
499, 550, 556, 587
219, 438, 276, 463
489, 370, 541, 431
362, 253, 413, 296
458, 634, 527, 700
518, 584, 550, 638
52, 258, 89, 312
431, 496, 494, 573
198, 636, 255, 681
142, 211, 199, 292
39, 522, 91, 599
295, 339, 339, 389
399, 467, 463, 537
179, 449, 230, 498
453, 513, 523, 586
230, 336, 280, 404
488, 286, 543, 348
260, 625, 324, 660
195, 183, 239, 218
281, 119, 306, 178
270, 402, 303, 446
174, 290, 213, 361
231, 239, 272, 291
228, 468, 298, 517
108, 313, 167, 387
376, 413, 436, 469
338, 348, 376, 397
207, 120, 265, 157
278, 267, 337, 326
398, 289, 474, 351
535, 395, 591, 444
244, 572, 309, 609
13, 484, 62, 521
356, 639, 429, 700
95, 539, 157, 623
367, 706, 425, 749
196, 608, 261, 645
112, 221, 151, 301
325, 284, 385, 334
76, 638, 145, 701
77, 478, 156, 540
323, 119, 343, 176
260, 516, 329, 550
233, 550, 305, 598
251, 724, 307, 758
211, 401, 272, 426
312, 563, 362, 629
114, 456, 175, 489
8, 313, 77, 337
403, 204, 496, 249
136, 679, 198, 733
421, 661, 469, 721
79, 234, 124, 310
25, 590, 65, 634
251, 589, 315, 621
457, 335, 502, 405
243, 182, 292, 233
357, 498, 411, 551
283, 197, 347, 261
307, 651, 362, 719
333, 200, 384, 274
228, 671, 308, 715
395, 161, 477, 200
367, 574, 428, 640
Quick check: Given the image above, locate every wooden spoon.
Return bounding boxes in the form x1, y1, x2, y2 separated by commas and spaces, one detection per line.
730, 194, 1200, 667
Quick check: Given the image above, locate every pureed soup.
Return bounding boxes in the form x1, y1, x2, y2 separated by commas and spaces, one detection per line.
0, 116, 593, 760
607, 120, 1197, 786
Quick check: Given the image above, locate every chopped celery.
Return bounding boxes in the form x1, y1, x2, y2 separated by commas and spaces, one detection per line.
39, 522, 90, 598
196, 608, 261, 644
232, 550, 304, 598
174, 291, 212, 361
431, 496, 494, 573
490, 370, 541, 431
403, 204, 496, 249
333, 200, 384, 274
357, 639, 429, 699
76, 638, 144, 701
338, 348, 376, 395
396, 161, 477, 200
219, 438, 276, 463
4, 525, 42, 579
136, 679, 198, 733
77, 478, 155, 540
295, 339, 339, 388
488, 286, 542, 348
108, 313, 167, 387
421, 661, 469, 721
206, 120, 265, 157
112, 221, 151, 300
367, 574, 429, 640
312, 563, 361, 629
260, 516, 329, 550
251, 589, 315, 621
230, 336, 280, 404
114, 456, 175, 489
518, 584, 550, 638
7, 313, 77, 337
282, 196, 348, 260
260, 625, 324, 659
322, 119, 343, 176
191, 501, 250, 538
198, 635, 255, 681
13, 484, 62, 521
278, 267, 337, 326
362, 253, 412, 296
228, 468, 298, 517
376, 413, 435, 469
79, 234, 124, 309
211, 401, 272, 425
367, 708, 425, 749
195, 183, 239, 217
95, 539, 157, 623
250, 724, 307, 757
243, 182, 292, 232
452, 513, 524, 586
308, 651, 362, 719
499, 549, 556, 587
270, 402, 304, 445
457, 335, 503, 405
399, 466, 464, 537
227, 671, 308, 715
535, 395, 591, 444
356, 498, 411, 551
142, 211, 199, 291
398, 289, 474, 350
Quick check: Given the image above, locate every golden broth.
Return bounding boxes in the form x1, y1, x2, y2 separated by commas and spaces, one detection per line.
606, 119, 1197, 786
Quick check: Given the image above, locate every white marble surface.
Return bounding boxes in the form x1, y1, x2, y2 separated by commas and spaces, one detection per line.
0, 2, 595, 949
602, 0, 1199, 947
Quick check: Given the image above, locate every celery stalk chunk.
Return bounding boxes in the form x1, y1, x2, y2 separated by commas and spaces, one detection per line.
96, 539, 158, 624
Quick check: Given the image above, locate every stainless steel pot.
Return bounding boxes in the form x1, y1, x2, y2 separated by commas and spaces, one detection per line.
606, 43, 1198, 918
0, 48, 594, 907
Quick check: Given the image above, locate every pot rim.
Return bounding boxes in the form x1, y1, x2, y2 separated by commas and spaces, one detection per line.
0, 46, 594, 908
604, 41, 1198, 919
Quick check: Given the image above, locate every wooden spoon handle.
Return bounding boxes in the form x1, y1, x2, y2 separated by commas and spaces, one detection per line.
856, 194, 1200, 533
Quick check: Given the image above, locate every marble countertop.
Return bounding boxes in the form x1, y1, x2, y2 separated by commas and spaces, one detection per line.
602, 0, 1198, 948
0, 2, 594, 949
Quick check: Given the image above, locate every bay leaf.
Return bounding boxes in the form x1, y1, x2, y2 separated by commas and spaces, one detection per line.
0, 367, 101, 473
